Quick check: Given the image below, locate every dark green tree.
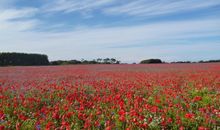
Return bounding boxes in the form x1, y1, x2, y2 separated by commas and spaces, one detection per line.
0, 52, 49, 66
140, 59, 162, 64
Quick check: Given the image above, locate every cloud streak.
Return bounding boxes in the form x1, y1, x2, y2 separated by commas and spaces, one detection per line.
44, 0, 115, 13
1, 18, 219, 61
104, 0, 220, 17
0, 7, 39, 31
0, 0, 219, 62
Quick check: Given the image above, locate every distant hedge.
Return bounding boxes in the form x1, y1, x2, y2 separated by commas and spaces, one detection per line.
140, 59, 162, 64
0, 52, 49, 66
50, 58, 120, 65
199, 60, 220, 63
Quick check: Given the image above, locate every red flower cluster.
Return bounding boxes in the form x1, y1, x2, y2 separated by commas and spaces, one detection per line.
185, 113, 195, 119
193, 96, 202, 102
0, 63, 219, 129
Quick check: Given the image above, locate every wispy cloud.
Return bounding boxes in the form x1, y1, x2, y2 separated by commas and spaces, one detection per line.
0, 8, 39, 31
0, 8, 38, 20
1, 18, 219, 61
0, 0, 219, 62
44, 0, 115, 13
104, 0, 220, 17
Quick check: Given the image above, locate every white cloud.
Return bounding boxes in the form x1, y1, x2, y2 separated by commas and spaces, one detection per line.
0, 18, 219, 61
44, 0, 115, 13
0, 19, 40, 31
0, 8, 39, 31
104, 0, 220, 17
0, 8, 38, 21
0, 0, 219, 62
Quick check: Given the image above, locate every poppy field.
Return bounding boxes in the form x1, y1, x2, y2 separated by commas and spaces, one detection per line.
0, 64, 220, 130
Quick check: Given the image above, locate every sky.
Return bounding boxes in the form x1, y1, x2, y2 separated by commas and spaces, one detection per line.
0, 0, 220, 63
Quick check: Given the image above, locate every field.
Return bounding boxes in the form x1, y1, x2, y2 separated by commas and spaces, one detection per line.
0, 64, 220, 130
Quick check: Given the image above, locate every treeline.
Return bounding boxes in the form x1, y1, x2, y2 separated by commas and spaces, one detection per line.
50, 58, 120, 65
171, 60, 220, 64
0, 52, 121, 66
139, 59, 220, 64
198, 60, 220, 63
0, 52, 49, 66
0, 52, 219, 66
171, 61, 192, 63
140, 59, 162, 64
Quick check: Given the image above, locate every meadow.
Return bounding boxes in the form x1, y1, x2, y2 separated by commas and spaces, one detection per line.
0, 64, 219, 130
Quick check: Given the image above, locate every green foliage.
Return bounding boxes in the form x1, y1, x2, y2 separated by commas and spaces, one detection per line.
50, 58, 120, 65
0, 52, 49, 66
140, 59, 162, 64
20, 119, 36, 130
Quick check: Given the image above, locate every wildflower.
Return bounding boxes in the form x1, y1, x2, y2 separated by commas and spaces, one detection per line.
45, 122, 54, 130
185, 113, 194, 119
179, 126, 184, 130
193, 96, 202, 102
198, 126, 208, 130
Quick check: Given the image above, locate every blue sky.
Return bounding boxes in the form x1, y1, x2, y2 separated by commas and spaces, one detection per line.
0, 0, 220, 62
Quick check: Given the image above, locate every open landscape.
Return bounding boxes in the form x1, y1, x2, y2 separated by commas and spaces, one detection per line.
1, 0, 220, 129
1, 63, 219, 129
